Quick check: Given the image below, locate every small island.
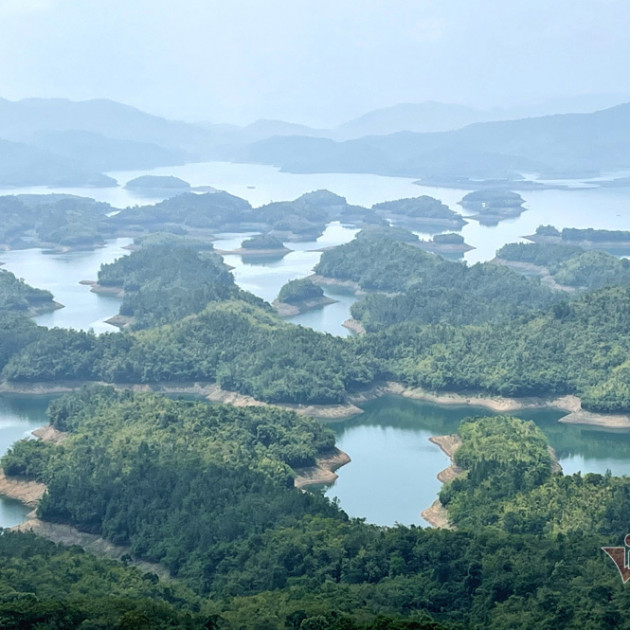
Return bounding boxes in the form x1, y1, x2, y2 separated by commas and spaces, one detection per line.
124, 175, 191, 193
272, 278, 337, 317
416, 232, 474, 257
525, 225, 630, 254
372, 195, 467, 231
215, 234, 292, 260
459, 189, 526, 225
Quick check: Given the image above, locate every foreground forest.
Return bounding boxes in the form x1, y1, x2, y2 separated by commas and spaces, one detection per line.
4, 390, 630, 629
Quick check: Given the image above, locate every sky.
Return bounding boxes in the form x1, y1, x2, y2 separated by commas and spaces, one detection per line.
0, 0, 629, 126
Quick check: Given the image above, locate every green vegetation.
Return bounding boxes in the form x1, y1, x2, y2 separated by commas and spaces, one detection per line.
496, 241, 583, 267
440, 416, 630, 538
432, 233, 464, 245
372, 196, 466, 230
241, 234, 286, 250
357, 284, 630, 411
0, 194, 113, 249
0, 269, 56, 313
0, 531, 209, 629
124, 175, 191, 190
97, 244, 261, 329
530, 225, 630, 252
460, 190, 524, 209
6, 396, 630, 629
0, 300, 376, 404
497, 242, 630, 290
314, 229, 439, 291
277, 278, 325, 304
315, 230, 558, 329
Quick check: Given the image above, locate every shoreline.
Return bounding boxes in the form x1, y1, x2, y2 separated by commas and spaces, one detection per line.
293, 447, 351, 489
272, 295, 338, 317
79, 280, 125, 298
420, 435, 462, 529
422, 429, 563, 529
342, 318, 365, 335
1, 379, 628, 428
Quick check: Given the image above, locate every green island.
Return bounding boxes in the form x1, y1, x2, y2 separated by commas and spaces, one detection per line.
0, 194, 114, 250
526, 225, 630, 254
0, 269, 59, 315
124, 174, 191, 191
459, 190, 526, 225
273, 278, 337, 317
371, 195, 467, 231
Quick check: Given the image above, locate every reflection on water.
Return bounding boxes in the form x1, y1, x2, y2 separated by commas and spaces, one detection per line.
0, 238, 132, 333
325, 397, 630, 527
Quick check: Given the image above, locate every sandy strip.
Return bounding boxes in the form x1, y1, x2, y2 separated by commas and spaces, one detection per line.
293, 448, 351, 489
13, 518, 171, 580
2, 379, 629, 428
342, 318, 365, 335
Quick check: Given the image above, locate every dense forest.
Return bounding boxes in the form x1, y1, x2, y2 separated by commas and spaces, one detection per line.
497, 242, 630, 290
315, 230, 560, 328
0, 194, 113, 249
0, 269, 56, 313
4, 396, 630, 629
97, 243, 263, 329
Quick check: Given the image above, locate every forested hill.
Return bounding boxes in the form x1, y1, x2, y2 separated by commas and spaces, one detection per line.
358, 284, 630, 412
315, 229, 560, 327
0, 268, 57, 314
97, 243, 265, 329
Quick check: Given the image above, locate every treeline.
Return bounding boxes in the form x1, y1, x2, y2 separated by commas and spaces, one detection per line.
315, 230, 559, 329
0, 194, 113, 249
3, 284, 630, 410
441, 416, 630, 538
0, 531, 209, 629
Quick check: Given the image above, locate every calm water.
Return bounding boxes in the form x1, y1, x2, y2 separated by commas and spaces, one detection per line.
0, 395, 52, 528
325, 397, 630, 527
0, 238, 132, 333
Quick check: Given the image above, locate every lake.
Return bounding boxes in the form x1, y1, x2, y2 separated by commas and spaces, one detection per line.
0, 395, 53, 528
2, 161, 630, 337
324, 396, 630, 527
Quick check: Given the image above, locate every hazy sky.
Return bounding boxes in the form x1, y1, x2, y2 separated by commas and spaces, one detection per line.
1, 0, 629, 125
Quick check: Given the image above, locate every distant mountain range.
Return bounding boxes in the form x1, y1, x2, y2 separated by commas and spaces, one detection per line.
238, 103, 630, 181
0, 96, 629, 187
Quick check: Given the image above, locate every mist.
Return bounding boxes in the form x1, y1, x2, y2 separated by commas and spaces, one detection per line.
1, 0, 629, 125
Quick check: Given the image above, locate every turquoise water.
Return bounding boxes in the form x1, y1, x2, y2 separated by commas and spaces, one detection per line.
324, 397, 630, 527
0, 395, 53, 528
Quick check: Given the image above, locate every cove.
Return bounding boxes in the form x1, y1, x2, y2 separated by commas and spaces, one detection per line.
0, 395, 53, 528
323, 396, 630, 527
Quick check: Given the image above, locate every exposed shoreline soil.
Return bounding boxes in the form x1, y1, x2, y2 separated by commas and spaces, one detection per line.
342, 318, 365, 335
79, 280, 125, 298
0, 379, 627, 428
492, 257, 575, 293
422, 430, 563, 529
293, 447, 351, 489
272, 296, 337, 317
